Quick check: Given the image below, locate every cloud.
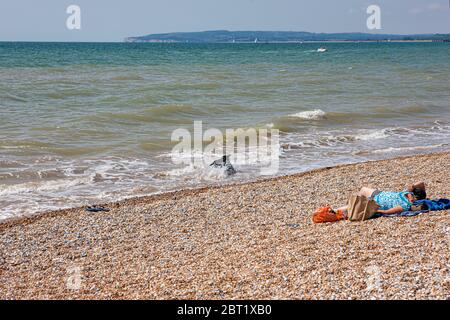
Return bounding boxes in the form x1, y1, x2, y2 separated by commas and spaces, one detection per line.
409, 2, 447, 15
427, 2, 447, 11
409, 8, 422, 15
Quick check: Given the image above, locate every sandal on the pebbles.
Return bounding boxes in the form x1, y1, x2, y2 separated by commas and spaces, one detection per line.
85, 205, 110, 213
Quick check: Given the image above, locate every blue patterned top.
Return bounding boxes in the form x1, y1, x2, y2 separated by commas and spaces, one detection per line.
374, 191, 412, 211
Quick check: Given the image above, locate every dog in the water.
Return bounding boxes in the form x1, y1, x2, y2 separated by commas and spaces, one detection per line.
210, 155, 236, 176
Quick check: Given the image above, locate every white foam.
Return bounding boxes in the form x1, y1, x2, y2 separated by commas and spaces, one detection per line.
0, 145, 29, 149
371, 144, 446, 154
0, 176, 91, 197
165, 164, 230, 182
354, 129, 389, 141
166, 165, 197, 177
289, 109, 327, 120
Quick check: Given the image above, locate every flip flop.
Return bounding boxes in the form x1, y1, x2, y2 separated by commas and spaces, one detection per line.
85, 206, 110, 213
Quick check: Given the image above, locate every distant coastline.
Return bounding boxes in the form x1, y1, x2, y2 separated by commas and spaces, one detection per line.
125, 30, 450, 43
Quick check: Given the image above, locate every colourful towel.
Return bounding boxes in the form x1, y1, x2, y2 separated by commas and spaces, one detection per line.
373, 198, 449, 219
372, 210, 428, 218
413, 198, 450, 211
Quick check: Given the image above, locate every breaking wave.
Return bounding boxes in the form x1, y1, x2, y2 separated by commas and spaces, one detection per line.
288, 109, 327, 120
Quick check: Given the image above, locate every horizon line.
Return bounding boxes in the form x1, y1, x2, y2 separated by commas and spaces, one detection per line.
2, 30, 449, 43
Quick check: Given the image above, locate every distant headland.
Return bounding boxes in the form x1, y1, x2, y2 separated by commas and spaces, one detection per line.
125, 30, 450, 43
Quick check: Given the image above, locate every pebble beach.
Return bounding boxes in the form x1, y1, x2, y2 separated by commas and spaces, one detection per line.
0, 152, 449, 300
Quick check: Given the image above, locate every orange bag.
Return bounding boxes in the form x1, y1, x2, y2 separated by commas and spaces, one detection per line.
312, 206, 345, 223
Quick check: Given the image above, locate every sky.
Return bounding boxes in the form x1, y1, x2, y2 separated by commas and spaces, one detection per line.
0, 0, 449, 41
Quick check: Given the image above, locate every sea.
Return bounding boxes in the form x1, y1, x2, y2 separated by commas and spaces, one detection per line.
0, 42, 449, 219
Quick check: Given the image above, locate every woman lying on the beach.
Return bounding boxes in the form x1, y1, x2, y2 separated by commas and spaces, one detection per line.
313, 182, 427, 223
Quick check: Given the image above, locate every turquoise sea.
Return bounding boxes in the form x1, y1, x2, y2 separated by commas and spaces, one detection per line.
0, 42, 449, 218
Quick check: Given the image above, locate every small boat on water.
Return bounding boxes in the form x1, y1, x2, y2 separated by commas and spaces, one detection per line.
317, 47, 327, 53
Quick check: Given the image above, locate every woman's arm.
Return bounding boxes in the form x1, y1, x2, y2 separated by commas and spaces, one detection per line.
377, 206, 404, 215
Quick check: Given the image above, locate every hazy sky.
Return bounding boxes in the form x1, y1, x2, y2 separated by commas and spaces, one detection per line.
0, 0, 449, 41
